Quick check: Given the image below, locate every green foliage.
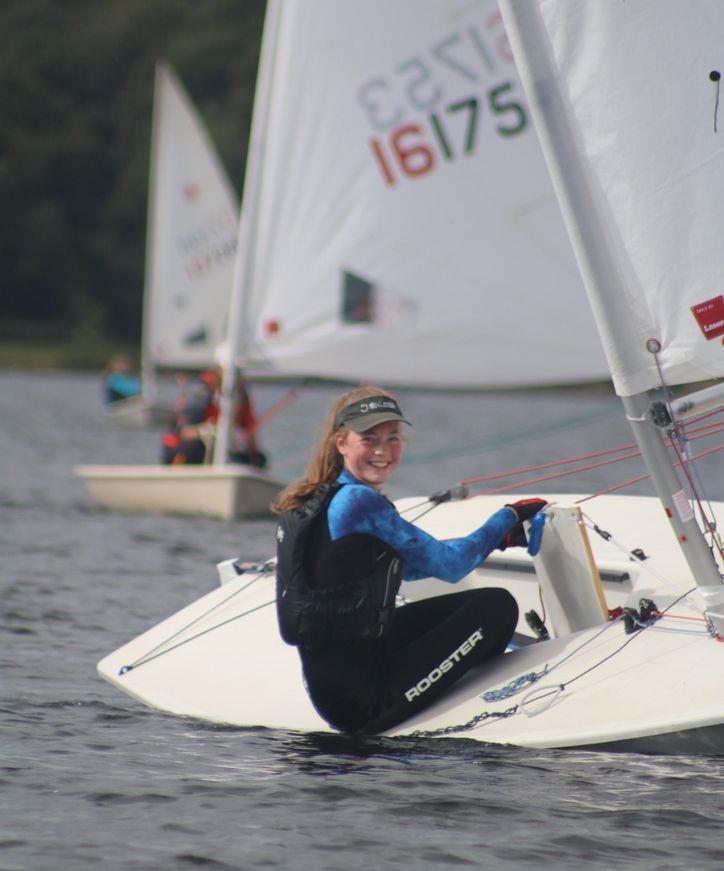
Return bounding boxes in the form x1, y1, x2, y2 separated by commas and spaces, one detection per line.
0, 0, 265, 350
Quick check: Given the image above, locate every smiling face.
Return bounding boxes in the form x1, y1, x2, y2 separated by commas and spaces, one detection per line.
335, 420, 403, 490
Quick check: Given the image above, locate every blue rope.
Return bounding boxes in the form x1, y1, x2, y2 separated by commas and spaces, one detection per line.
481, 667, 548, 702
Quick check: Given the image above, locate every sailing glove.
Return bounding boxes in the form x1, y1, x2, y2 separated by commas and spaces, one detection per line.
499, 523, 528, 550
505, 498, 547, 523
497, 498, 547, 550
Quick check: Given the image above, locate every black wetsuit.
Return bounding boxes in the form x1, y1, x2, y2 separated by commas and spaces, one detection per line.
282, 470, 519, 735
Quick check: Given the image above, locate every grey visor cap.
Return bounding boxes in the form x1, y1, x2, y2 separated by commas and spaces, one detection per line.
335, 396, 412, 432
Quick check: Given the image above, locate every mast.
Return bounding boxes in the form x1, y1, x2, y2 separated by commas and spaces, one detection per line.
499, 1, 722, 587
139, 62, 164, 405
623, 389, 722, 584
213, 1, 283, 464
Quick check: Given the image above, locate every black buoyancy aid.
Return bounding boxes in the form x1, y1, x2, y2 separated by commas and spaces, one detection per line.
275, 483, 402, 647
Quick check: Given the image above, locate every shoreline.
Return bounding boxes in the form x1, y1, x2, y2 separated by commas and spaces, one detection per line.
0, 339, 139, 372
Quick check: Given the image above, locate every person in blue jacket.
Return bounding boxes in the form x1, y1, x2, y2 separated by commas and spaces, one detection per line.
272, 385, 546, 735
102, 355, 141, 405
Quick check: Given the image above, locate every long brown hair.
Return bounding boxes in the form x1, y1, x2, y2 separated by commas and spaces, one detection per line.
271, 385, 396, 513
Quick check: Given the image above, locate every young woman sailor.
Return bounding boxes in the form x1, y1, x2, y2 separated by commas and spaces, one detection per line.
272, 386, 546, 735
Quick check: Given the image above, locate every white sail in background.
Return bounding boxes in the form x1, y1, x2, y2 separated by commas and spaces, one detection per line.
499, 0, 724, 397
143, 61, 238, 372
232, 0, 608, 389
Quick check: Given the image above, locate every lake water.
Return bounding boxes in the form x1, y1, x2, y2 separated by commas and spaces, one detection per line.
2, 369, 724, 870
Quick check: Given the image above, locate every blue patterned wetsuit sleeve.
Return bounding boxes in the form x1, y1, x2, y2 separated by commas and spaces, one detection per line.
327, 484, 517, 584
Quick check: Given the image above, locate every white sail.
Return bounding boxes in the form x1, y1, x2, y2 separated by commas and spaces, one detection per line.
231, 0, 608, 389
498, 0, 724, 397
143, 61, 238, 372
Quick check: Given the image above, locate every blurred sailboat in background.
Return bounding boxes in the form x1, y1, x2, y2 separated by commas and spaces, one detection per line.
80, 60, 283, 516
106, 61, 239, 428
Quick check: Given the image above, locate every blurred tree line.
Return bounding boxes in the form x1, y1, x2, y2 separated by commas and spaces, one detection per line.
0, 0, 266, 353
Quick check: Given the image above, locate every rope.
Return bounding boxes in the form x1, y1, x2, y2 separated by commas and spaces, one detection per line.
691, 456, 723, 551
119, 599, 276, 674
573, 472, 650, 501
404, 406, 618, 466
462, 426, 724, 496
481, 668, 547, 702
475, 449, 643, 494
412, 586, 710, 736
517, 587, 703, 716
683, 406, 724, 427
572, 442, 724, 503
250, 384, 305, 433
119, 567, 272, 674
580, 512, 679, 590
665, 426, 724, 560
411, 617, 625, 736
669, 433, 722, 554
643, 344, 723, 560
398, 498, 436, 517
406, 503, 439, 523
651, 610, 706, 623
456, 419, 718, 488
270, 398, 723, 495
638, 624, 709, 637
398, 431, 723, 570
555, 588, 696, 690
461, 441, 642, 486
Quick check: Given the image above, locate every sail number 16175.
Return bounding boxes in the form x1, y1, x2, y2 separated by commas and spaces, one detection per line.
368, 82, 526, 187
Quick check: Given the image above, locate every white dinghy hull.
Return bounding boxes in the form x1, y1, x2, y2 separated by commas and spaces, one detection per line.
96, 565, 724, 755
97, 494, 724, 753
76, 463, 284, 520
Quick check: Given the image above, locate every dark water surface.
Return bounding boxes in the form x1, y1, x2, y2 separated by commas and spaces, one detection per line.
2, 370, 723, 870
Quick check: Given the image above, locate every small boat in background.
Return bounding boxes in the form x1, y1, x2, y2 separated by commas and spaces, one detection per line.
77, 462, 282, 521
78, 61, 283, 520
